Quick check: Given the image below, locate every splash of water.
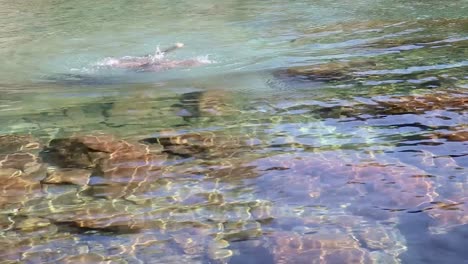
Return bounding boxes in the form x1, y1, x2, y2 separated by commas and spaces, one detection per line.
75, 43, 215, 74
194, 55, 216, 64
152, 45, 165, 61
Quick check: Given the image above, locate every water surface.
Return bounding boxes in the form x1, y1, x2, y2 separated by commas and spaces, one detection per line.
0, 0, 467, 263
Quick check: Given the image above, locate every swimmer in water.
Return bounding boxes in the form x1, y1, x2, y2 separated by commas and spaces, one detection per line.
102, 42, 207, 71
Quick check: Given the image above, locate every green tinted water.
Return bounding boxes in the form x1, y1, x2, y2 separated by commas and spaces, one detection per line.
0, 0, 467, 263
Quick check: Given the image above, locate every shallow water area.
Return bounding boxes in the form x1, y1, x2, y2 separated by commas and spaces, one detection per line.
0, 0, 467, 263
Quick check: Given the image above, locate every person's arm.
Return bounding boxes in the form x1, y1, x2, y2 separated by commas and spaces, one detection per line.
162, 42, 184, 54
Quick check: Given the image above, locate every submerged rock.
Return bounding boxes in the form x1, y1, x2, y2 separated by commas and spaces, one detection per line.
15, 217, 53, 233
349, 161, 437, 211
0, 135, 47, 209
268, 231, 372, 264
0, 134, 42, 154
174, 90, 236, 119
41, 137, 102, 169
295, 90, 467, 120
42, 167, 92, 186
141, 130, 260, 159
0, 152, 45, 179
0, 175, 43, 209
431, 130, 468, 142
49, 202, 150, 234
41, 134, 167, 198
426, 197, 468, 234
0, 135, 46, 212
58, 253, 110, 264
0, 134, 45, 180
252, 151, 439, 218
275, 60, 377, 82
374, 91, 467, 115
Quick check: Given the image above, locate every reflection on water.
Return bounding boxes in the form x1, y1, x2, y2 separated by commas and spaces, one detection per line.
0, 0, 467, 263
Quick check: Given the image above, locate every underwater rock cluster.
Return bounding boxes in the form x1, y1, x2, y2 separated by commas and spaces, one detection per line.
0, 110, 466, 262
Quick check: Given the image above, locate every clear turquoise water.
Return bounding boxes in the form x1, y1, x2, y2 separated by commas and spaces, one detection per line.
0, 1, 467, 263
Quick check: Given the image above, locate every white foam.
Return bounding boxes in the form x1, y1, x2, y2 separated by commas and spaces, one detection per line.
75, 49, 215, 74
70, 66, 98, 73
152, 45, 165, 61
93, 57, 118, 67
195, 55, 215, 64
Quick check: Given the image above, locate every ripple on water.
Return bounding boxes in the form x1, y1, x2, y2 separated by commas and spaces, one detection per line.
0, 4, 467, 263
